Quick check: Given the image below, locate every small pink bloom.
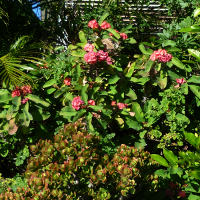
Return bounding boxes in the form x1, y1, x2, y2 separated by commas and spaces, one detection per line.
21, 85, 32, 96
111, 101, 116, 106
117, 103, 128, 110
100, 21, 111, 30
178, 191, 186, 198
64, 77, 71, 86
150, 53, 158, 61
88, 99, 95, 106
84, 43, 95, 52
176, 78, 186, 85
21, 98, 29, 104
120, 33, 128, 40
97, 50, 108, 61
12, 88, 21, 97
88, 19, 99, 29
84, 51, 97, 64
72, 96, 84, 111
106, 56, 113, 65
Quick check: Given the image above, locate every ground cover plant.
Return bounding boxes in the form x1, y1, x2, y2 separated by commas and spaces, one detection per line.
0, 2, 200, 200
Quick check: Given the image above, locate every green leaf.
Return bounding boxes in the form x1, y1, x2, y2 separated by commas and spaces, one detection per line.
190, 170, 200, 180
132, 102, 145, 122
43, 79, 57, 88
188, 49, 200, 61
126, 88, 137, 100
108, 75, 120, 84
68, 44, 78, 50
47, 88, 56, 94
127, 37, 137, 44
163, 149, 178, 166
187, 76, 200, 84
168, 70, 180, 80
71, 49, 86, 57
188, 194, 200, 200
130, 77, 150, 85
194, 8, 200, 17
72, 109, 86, 123
81, 85, 88, 103
12, 96, 21, 111
107, 28, 120, 39
171, 57, 185, 70
60, 106, 77, 118
26, 94, 50, 107
124, 62, 135, 78
189, 85, 200, 99
0, 89, 11, 103
98, 12, 109, 25
125, 117, 142, 131
21, 102, 33, 126
78, 31, 87, 43
145, 60, 154, 72
54, 87, 68, 98
184, 132, 198, 149
151, 154, 169, 167
139, 43, 153, 55
162, 40, 176, 47
157, 76, 167, 90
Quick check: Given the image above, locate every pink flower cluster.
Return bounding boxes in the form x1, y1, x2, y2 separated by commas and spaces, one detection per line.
83, 46, 112, 65
72, 96, 84, 110
150, 49, 172, 63
88, 19, 111, 30
111, 101, 128, 110
11, 85, 32, 104
109, 30, 128, 40
64, 77, 71, 86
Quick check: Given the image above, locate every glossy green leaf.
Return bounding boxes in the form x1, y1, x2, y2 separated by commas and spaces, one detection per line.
184, 132, 198, 149
71, 49, 86, 57
132, 102, 145, 122
47, 88, 56, 94
81, 85, 88, 103
0, 89, 11, 103
125, 117, 142, 131
124, 62, 135, 78
98, 12, 109, 25
145, 60, 154, 72
189, 85, 200, 99
151, 154, 169, 167
139, 43, 153, 55
43, 79, 57, 88
108, 75, 120, 84
126, 88, 137, 100
107, 28, 120, 39
188, 49, 200, 61
171, 57, 185, 70
187, 76, 200, 84
26, 94, 50, 107
127, 37, 137, 44
78, 31, 87, 43
163, 149, 178, 165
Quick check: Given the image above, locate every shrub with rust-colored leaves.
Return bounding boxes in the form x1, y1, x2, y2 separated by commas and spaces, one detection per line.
0, 121, 157, 199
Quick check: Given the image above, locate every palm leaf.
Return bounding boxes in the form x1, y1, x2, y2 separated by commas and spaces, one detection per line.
0, 36, 44, 87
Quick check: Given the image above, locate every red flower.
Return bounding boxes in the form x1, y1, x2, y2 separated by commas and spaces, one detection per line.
12, 88, 21, 97
72, 96, 84, 110
84, 43, 95, 52
64, 77, 71, 86
100, 21, 111, 30
88, 19, 99, 29
117, 103, 128, 110
150, 49, 172, 63
21, 85, 32, 96
88, 99, 95, 106
111, 101, 116, 106
178, 191, 186, 198
97, 50, 108, 61
84, 51, 98, 64
120, 33, 128, 40
106, 56, 113, 65
21, 98, 29, 104
176, 78, 186, 85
